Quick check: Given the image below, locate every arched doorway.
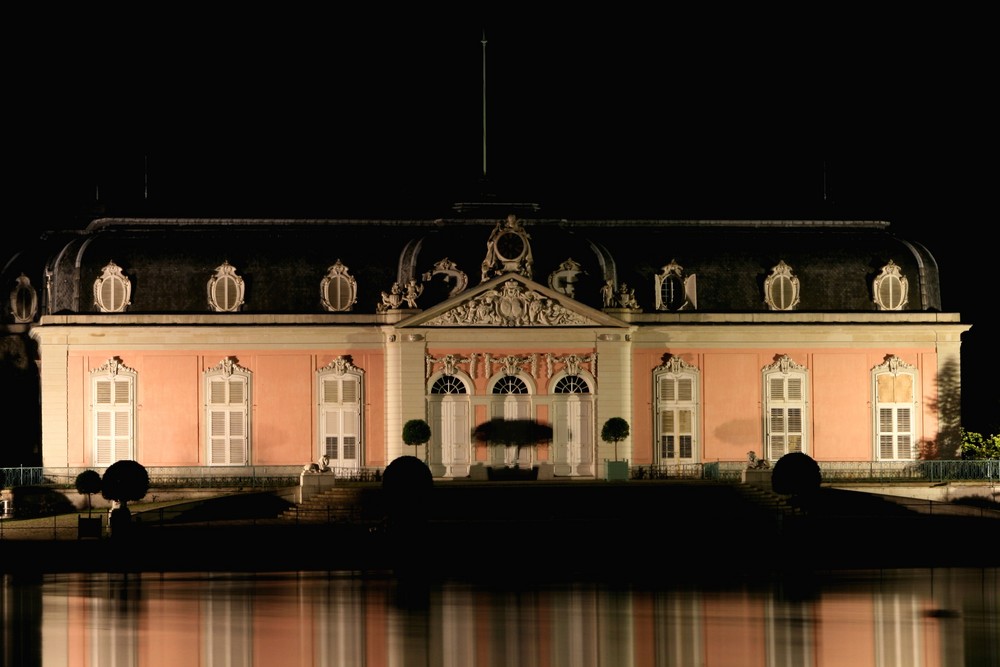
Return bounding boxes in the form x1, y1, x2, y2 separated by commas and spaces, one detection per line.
428, 373, 472, 477
551, 373, 595, 476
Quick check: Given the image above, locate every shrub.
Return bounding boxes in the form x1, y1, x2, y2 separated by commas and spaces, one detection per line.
402, 419, 432, 461
601, 417, 630, 460
74, 469, 102, 516
472, 418, 552, 466
771, 452, 821, 497
960, 428, 1000, 460
101, 460, 149, 508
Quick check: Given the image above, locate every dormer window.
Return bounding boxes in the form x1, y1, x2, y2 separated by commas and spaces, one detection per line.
872, 260, 908, 311
10, 274, 37, 323
654, 260, 696, 311
93, 262, 132, 313
763, 260, 800, 311
320, 260, 357, 312
207, 262, 245, 312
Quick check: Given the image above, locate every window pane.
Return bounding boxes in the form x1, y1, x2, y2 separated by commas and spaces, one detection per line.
677, 378, 692, 401
323, 380, 339, 403
786, 378, 802, 401
897, 408, 910, 432
660, 378, 674, 401
96, 381, 112, 405
342, 379, 358, 402
679, 435, 693, 459
770, 378, 784, 400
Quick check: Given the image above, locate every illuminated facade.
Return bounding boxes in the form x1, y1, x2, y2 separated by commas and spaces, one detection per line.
2, 213, 968, 479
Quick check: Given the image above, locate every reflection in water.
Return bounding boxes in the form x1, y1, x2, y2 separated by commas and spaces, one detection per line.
2, 568, 997, 666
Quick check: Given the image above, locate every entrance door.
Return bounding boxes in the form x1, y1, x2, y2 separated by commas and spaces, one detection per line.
552, 374, 594, 476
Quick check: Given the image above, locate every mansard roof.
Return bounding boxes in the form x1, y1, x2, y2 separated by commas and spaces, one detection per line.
2, 215, 945, 322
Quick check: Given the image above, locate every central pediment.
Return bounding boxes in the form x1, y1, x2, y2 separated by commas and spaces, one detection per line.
398, 273, 627, 328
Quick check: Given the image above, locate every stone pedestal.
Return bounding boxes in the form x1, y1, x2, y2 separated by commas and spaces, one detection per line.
298, 471, 337, 503
535, 462, 554, 480
742, 468, 773, 490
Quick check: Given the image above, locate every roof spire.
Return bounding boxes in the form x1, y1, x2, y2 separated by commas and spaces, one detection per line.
481, 28, 488, 180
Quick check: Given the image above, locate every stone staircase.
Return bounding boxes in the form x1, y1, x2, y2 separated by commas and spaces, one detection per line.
280, 485, 386, 524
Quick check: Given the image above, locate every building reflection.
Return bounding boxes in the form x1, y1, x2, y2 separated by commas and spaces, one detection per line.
3, 568, 995, 666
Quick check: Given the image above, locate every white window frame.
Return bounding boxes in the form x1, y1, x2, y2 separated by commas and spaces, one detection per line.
317, 356, 364, 472
763, 260, 800, 311
654, 260, 697, 311
207, 261, 245, 312
872, 355, 919, 461
91, 357, 136, 466
550, 370, 595, 477
93, 261, 132, 313
872, 260, 909, 311
487, 371, 535, 467
320, 260, 358, 312
428, 371, 473, 478
653, 356, 700, 464
10, 273, 38, 323
762, 354, 808, 460
205, 357, 251, 466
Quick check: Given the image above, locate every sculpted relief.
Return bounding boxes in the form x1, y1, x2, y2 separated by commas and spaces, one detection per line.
425, 279, 588, 327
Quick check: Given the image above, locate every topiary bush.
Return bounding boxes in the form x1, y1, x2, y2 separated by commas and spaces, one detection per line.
771, 451, 821, 497
75, 469, 102, 516
402, 419, 432, 462
101, 460, 150, 537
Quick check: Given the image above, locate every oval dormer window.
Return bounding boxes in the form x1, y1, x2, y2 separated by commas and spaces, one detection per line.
93, 262, 132, 313
207, 261, 245, 313
872, 260, 908, 311
320, 260, 357, 312
763, 260, 800, 311
10, 274, 38, 323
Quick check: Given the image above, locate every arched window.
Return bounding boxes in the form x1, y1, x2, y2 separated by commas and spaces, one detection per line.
91, 357, 136, 466
318, 356, 364, 472
205, 358, 251, 465
553, 375, 590, 394
432, 375, 468, 394
551, 372, 595, 476
493, 376, 529, 394
872, 355, 918, 460
429, 373, 472, 477
489, 373, 534, 467
762, 355, 808, 459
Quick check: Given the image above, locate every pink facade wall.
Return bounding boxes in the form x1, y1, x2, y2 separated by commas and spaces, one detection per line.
67, 349, 386, 469
63, 342, 940, 469
632, 346, 940, 465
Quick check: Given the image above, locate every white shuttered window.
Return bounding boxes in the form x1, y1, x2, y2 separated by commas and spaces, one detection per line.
206, 359, 251, 466
92, 359, 136, 466
762, 356, 808, 460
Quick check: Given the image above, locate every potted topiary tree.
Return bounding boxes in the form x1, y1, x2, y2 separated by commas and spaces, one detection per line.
472, 418, 553, 480
101, 459, 150, 538
601, 417, 630, 481
402, 419, 432, 463
75, 469, 104, 538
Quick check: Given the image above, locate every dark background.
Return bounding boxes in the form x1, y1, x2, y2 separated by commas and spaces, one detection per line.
6, 17, 995, 433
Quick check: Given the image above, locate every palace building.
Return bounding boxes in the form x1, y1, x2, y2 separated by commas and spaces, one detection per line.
2, 208, 968, 479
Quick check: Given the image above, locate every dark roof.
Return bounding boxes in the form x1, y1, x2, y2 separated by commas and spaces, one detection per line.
2, 216, 943, 320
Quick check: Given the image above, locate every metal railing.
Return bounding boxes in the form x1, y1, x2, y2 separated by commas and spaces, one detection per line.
628, 460, 1000, 483
1, 467, 44, 488
1, 460, 998, 490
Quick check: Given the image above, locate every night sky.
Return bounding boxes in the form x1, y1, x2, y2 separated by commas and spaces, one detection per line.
6, 17, 995, 431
